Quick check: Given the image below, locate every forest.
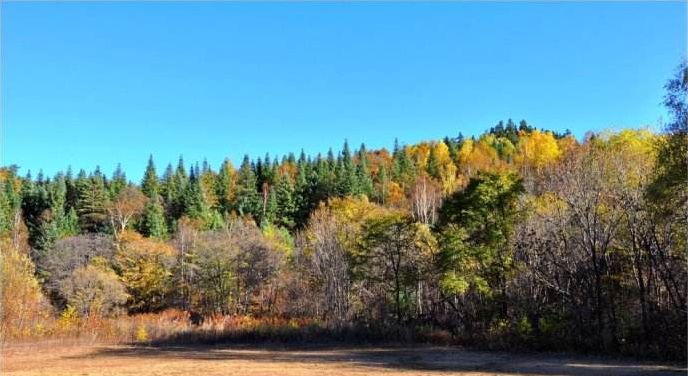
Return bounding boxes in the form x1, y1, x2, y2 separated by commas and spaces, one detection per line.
1, 64, 686, 360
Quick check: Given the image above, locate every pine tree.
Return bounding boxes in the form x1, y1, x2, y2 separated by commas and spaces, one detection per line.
392, 143, 414, 187
235, 155, 261, 219
183, 172, 211, 223
166, 156, 189, 220
76, 171, 110, 233
141, 155, 159, 198
336, 140, 357, 196
216, 159, 236, 215
426, 144, 441, 180
262, 187, 278, 226
110, 163, 127, 198
160, 163, 175, 201
275, 174, 296, 228
356, 144, 374, 197
139, 192, 167, 239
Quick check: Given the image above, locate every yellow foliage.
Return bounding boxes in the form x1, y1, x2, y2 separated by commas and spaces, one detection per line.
136, 323, 149, 342
58, 305, 79, 329
0, 243, 51, 339
409, 142, 432, 170
556, 135, 579, 157
431, 142, 458, 193
458, 138, 504, 175
598, 129, 658, 188
262, 224, 294, 256
386, 181, 407, 207
515, 130, 562, 171
116, 231, 175, 311
603, 128, 657, 156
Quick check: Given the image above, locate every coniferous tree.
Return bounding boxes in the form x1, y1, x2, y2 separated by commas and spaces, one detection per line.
336, 140, 357, 196
76, 169, 110, 233
356, 144, 374, 197
216, 159, 236, 215
235, 155, 261, 219
166, 157, 189, 220
139, 192, 167, 239
392, 143, 414, 187
110, 164, 127, 199
36, 174, 79, 249
160, 163, 175, 201
275, 174, 296, 228
141, 155, 159, 198
183, 170, 211, 224
262, 187, 278, 226
426, 145, 441, 180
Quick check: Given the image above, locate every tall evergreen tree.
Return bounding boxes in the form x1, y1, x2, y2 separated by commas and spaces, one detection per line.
235, 155, 261, 219
336, 140, 357, 196
426, 144, 441, 180
275, 174, 296, 228
183, 172, 211, 223
76, 171, 110, 233
216, 159, 236, 215
392, 143, 414, 187
141, 155, 159, 198
356, 144, 374, 197
139, 192, 167, 239
110, 163, 127, 199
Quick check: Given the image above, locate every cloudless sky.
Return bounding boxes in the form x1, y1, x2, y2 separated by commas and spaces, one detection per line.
2, 1, 686, 181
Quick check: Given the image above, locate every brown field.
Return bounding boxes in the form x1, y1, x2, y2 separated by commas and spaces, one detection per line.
2, 342, 685, 376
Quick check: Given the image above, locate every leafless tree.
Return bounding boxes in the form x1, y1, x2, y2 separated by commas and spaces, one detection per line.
410, 175, 442, 225
308, 207, 351, 325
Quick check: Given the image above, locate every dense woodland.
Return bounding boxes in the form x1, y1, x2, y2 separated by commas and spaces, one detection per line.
1, 65, 686, 359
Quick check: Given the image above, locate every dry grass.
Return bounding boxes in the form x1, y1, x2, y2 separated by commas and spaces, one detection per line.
2, 341, 685, 376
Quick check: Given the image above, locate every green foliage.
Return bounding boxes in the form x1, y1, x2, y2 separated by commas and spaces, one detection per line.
141, 155, 159, 198
139, 193, 167, 239
438, 172, 523, 316
76, 170, 110, 233
235, 155, 261, 220
110, 164, 127, 199
5, 77, 687, 359
648, 62, 688, 208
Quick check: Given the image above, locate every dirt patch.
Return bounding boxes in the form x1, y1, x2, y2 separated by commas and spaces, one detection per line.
1, 342, 685, 376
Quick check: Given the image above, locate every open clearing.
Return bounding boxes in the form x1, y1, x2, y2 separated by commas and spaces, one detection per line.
2, 342, 685, 376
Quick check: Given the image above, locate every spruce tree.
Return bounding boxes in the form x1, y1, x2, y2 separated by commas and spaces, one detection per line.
76, 170, 110, 233
356, 144, 374, 197
262, 187, 278, 226
141, 155, 159, 198
275, 175, 296, 228
336, 140, 357, 196
392, 143, 414, 187
235, 155, 261, 219
427, 144, 441, 180
216, 159, 236, 215
183, 171, 211, 222
110, 163, 127, 199
139, 192, 167, 239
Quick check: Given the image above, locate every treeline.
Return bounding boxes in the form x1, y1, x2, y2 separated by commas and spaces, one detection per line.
1, 65, 686, 359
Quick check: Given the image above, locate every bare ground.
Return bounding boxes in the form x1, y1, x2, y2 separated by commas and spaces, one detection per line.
1, 342, 685, 376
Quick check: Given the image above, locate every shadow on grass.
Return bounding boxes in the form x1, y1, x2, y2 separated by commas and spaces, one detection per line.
68, 341, 686, 376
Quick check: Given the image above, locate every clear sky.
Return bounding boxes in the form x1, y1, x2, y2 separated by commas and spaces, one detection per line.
2, 1, 686, 181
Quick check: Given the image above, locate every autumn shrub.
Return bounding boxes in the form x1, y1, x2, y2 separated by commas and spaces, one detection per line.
0, 244, 52, 339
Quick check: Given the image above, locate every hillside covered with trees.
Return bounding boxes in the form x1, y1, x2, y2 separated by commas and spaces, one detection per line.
1, 64, 686, 360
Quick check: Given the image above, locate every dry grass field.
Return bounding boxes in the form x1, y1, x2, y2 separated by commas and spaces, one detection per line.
1, 342, 685, 376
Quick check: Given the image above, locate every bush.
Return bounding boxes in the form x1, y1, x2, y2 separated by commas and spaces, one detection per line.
0, 245, 51, 339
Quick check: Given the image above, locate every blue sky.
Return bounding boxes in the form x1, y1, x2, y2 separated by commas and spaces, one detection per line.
2, 2, 686, 181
